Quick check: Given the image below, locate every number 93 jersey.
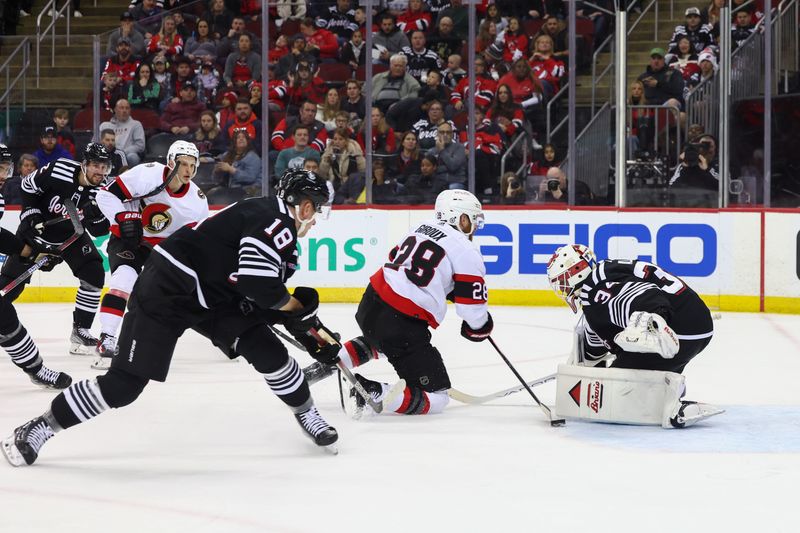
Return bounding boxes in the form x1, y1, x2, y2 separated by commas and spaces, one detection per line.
370, 220, 489, 329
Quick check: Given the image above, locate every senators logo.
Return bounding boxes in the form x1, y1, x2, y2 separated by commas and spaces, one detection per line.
141, 202, 172, 233
197, 189, 206, 199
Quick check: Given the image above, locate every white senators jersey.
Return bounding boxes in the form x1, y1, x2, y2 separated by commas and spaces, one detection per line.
370, 219, 489, 329
96, 162, 209, 245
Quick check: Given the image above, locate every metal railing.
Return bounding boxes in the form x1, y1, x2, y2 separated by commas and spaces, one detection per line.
0, 39, 31, 140
36, 0, 71, 87
626, 103, 681, 162
775, 0, 799, 92
685, 75, 721, 140
571, 102, 612, 200
546, 84, 568, 143
499, 131, 530, 180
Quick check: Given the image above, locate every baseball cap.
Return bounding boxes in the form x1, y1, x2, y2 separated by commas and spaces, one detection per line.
650, 47, 666, 58
120, 11, 133, 20
41, 126, 57, 137
685, 7, 701, 16
180, 80, 197, 90
118, 36, 132, 45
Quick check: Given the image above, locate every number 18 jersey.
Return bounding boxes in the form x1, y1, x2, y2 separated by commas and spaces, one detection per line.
370, 220, 489, 329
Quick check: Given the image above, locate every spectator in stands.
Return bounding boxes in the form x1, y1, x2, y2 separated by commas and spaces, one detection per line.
205, 0, 233, 41
370, 158, 405, 204
342, 79, 366, 129
627, 80, 654, 153
668, 133, 719, 201
428, 122, 466, 189
185, 19, 218, 63
275, 125, 322, 177
213, 129, 262, 189
405, 154, 440, 203
391, 130, 421, 181
100, 99, 145, 166
127, 61, 162, 110
732, 0, 764, 24
528, 143, 560, 176
428, 16, 464, 64
373, 14, 410, 64
637, 48, 684, 111
224, 33, 261, 90
357, 107, 397, 155
3, 154, 37, 205
529, 34, 566, 97
320, 128, 367, 204
687, 123, 705, 143
131, 0, 162, 38
286, 60, 325, 109
402, 31, 444, 83
98, 70, 126, 111
53, 109, 76, 158
247, 81, 263, 119
197, 60, 220, 102
276, 35, 317, 79
317, 87, 342, 133
668, 7, 714, 56
317, 0, 358, 43
732, 9, 756, 51
193, 110, 227, 157
103, 37, 141, 84
535, 16, 569, 63
498, 59, 544, 134
276, 0, 307, 27
500, 17, 529, 64
34, 126, 73, 165
462, 106, 504, 195
162, 56, 206, 109
216, 90, 238, 133
437, 0, 468, 40
339, 27, 367, 69
300, 17, 339, 61
161, 80, 207, 137
107, 11, 146, 57
412, 100, 453, 152
270, 100, 327, 153
239, 0, 262, 22
697, 51, 717, 84
217, 17, 254, 58
538, 166, 594, 204
451, 56, 497, 112
495, 0, 546, 20
374, 54, 421, 124
334, 111, 355, 138
269, 34, 290, 66
398, 0, 432, 36
477, 20, 499, 55
147, 14, 184, 61
98, 128, 128, 175
16, 154, 38, 179
442, 54, 466, 89
416, 70, 449, 111
485, 83, 525, 141
702, 0, 726, 40
171, 12, 193, 43
577, 1, 613, 50
500, 171, 526, 204
667, 36, 701, 86
224, 98, 262, 145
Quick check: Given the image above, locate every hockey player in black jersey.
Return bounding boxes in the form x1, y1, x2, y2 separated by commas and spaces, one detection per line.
1, 169, 341, 466
0, 143, 112, 356
547, 244, 722, 428
0, 145, 72, 390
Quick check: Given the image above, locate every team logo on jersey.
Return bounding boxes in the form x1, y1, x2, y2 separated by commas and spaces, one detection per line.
587, 380, 604, 414
82, 244, 93, 255
568, 381, 581, 406
116, 250, 136, 260
141, 202, 172, 233
197, 189, 206, 199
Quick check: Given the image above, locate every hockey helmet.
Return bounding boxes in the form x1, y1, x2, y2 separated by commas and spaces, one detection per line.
82, 142, 113, 180
547, 244, 596, 313
0, 143, 12, 179
276, 168, 331, 216
167, 140, 199, 178
434, 189, 484, 235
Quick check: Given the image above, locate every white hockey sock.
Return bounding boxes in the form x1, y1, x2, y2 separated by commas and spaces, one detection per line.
264, 358, 308, 409
63, 379, 110, 423
1, 324, 42, 371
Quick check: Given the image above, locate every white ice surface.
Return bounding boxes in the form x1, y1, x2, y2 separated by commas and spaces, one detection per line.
0, 303, 798, 533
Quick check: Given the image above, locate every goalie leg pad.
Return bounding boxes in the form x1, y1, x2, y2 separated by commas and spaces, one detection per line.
555, 364, 687, 427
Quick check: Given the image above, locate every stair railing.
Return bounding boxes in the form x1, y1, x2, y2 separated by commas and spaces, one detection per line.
36, 0, 71, 87
0, 38, 32, 140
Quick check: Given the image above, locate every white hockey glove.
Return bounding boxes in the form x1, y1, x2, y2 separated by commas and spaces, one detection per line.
613, 311, 679, 359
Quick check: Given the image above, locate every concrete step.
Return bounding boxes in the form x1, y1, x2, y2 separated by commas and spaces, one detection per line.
7, 64, 94, 76
8, 87, 90, 105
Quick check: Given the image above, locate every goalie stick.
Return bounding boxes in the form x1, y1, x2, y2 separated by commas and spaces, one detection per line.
488, 336, 565, 427
267, 324, 385, 414
1, 199, 84, 297
448, 373, 557, 405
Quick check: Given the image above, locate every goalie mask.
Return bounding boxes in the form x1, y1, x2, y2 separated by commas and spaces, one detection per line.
434, 189, 484, 236
547, 244, 596, 313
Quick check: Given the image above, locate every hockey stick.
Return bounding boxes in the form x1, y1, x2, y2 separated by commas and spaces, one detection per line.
267, 324, 384, 414
448, 372, 557, 405
1, 199, 84, 298
488, 336, 565, 427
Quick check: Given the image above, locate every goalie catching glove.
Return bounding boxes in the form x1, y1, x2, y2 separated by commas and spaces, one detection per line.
613, 311, 679, 359
460, 313, 493, 342
282, 287, 341, 365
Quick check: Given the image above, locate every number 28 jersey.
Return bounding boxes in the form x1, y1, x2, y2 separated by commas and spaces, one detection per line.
370, 220, 489, 329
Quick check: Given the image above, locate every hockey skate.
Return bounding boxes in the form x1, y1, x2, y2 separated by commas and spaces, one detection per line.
669, 401, 725, 428
294, 406, 338, 454
27, 366, 72, 390
302, 361, 338, 385
91, 333, 117, 370
1, 416, 55, 466
70, 325, 98, 356
340, 373, 406, 420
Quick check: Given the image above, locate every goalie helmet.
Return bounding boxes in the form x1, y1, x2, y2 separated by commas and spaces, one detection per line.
276, 168, 331, 213
0, 143, 12, 179
167, 140, 199, 178
546, 244, 597, 312
434, 189, 484, 235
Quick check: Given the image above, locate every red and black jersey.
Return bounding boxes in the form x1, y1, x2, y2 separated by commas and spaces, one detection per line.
450, 75, 497, 109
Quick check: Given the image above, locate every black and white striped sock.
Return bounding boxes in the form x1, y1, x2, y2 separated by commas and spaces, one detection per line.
74, 285, 101, 327
263, 357, 310, 411
50, 379, 110, 430
0, 323, 42, 371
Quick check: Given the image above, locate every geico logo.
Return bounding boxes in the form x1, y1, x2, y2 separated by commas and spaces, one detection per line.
475, 223, 717, 278
297, 237, 366, 272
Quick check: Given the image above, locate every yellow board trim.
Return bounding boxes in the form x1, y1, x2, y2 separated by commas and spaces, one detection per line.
19, 287, 800, 314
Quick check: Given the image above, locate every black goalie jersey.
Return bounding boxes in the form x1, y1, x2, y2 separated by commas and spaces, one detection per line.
154, 196, 299, 311
577, 259, 713, 360
20, 158, 109, 240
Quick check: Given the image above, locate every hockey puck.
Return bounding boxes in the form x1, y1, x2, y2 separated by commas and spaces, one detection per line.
550, 418, 566, 427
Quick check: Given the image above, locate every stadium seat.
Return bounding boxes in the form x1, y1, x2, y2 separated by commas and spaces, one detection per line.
145, 132, 179, 163
73, 108, 111, 130
356, 64, 388, 82
523, 20, 544, 36
318, 63, 354, 87
131, 108, 160, 132
193, 161, 219, 191
279, 19, 301, 37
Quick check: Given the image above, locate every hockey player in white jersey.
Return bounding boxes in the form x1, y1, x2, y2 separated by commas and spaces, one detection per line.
92, 141, 209, 369
304, 189, 493, 416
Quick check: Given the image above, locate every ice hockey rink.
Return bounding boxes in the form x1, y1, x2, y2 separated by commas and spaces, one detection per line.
0, 303, 797, 533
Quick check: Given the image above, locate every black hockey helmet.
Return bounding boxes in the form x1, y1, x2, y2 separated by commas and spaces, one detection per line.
0, 144, 12, 178
276, 168, 331, 213
82, 142, 112, 165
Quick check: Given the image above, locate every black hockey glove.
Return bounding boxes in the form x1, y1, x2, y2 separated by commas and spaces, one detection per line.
19, 209, 45, 247
115, 211, 143, 250
81, 200, 104, 224
460, 313, 493, 342
283, 287, 322, 340
310, 342, 341, 365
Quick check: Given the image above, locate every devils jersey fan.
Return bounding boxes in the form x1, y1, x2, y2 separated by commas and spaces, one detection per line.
93, 141, 209, 369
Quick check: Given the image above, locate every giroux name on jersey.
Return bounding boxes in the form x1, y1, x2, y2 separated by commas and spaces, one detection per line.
415, 224, 447, 242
